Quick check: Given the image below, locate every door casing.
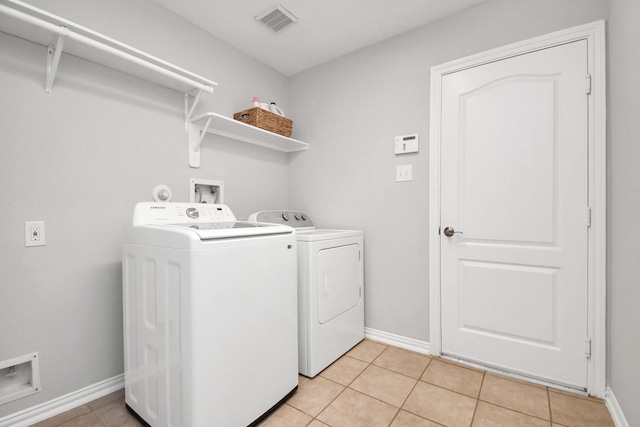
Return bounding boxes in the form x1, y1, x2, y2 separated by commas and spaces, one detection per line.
428, 21, 606, 397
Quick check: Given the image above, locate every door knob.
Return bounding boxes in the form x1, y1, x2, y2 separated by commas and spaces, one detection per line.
443, 227, 463, 237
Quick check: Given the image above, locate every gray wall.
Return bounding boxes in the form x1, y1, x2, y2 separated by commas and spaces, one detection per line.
288, 0, 608, 341
0, 0, 292, 417
608, 0, 640, 424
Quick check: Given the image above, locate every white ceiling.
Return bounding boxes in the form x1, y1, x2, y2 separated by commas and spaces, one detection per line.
151, 0, 489, 76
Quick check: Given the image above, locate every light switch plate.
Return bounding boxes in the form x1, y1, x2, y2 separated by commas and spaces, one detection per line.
396, 165, 412, 182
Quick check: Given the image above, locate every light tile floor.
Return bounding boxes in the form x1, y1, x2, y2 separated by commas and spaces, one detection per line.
33, 340, 615, 427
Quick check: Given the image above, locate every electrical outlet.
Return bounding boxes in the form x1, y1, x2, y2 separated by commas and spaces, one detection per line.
25, 221, 45, 247
396, 165, 412, 182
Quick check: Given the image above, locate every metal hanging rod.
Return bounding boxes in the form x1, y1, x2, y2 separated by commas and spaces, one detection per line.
0, 0, 217, 94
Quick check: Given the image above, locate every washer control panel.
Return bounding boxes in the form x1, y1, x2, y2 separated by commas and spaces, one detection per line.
133, 202, 236, 226
249, 210, 314, 229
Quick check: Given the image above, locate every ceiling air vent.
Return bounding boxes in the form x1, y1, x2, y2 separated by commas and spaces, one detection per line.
255, 4, 298, 33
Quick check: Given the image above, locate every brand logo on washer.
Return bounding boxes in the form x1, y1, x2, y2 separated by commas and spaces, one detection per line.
185, 207, 199, 219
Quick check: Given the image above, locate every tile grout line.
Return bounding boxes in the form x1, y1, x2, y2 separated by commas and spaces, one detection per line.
342, 343, 444, 426
370, 357, 434, 382
313, 385, 348, 424
360, 350, 491, 425
349, 343, 405, 425
547, 386, 554, 425
386, 355, 435, 426
415, 359, 556, 424
474, 375, 554, 423
307, 343, 390, 425
475, 372, 554, 423
368, 343, 404, 427
469, 370, 487, 426
420, 375, 484, 401
476, 399, 555, 423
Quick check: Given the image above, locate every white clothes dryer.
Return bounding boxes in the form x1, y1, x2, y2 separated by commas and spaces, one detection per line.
249, 211, 364, 378
123, 203, 298, 427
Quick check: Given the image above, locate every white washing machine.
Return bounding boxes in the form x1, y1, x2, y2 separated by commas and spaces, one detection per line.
249, 211, 364, 378
122, 203, 298, 427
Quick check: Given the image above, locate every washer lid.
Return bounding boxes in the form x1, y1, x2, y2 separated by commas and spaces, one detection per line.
296, 229, 363, 242
154, 221, 293, 240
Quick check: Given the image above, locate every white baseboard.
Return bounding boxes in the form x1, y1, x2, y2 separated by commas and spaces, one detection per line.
0, 374, 124, 427
364, 327, 431, 355
606, 387, 630, 427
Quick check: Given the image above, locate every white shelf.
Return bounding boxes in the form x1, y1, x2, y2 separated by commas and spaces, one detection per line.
0, 0, 308, 169
0, 0, 217, 95
188, 112, 309, 168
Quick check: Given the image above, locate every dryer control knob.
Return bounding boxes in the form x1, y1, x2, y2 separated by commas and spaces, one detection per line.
282, 213, 290, 221
301, 214, 306, 221
294, 214, 300, 220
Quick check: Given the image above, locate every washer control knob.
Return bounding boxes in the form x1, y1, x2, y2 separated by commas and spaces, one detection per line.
301, 214, 306, 221
186, 208, 199, 219
281, 213, 290, 221
294, 214, 301, 220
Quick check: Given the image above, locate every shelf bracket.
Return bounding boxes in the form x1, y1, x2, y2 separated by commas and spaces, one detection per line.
188, 116, 213, 168
46, 30, 68, 93
184, 88, 207, 132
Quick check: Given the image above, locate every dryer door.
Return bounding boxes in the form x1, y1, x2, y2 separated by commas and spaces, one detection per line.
317, 244, 361, 324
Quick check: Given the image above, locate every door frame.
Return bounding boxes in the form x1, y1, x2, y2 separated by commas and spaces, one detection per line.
428, 21, 606, 397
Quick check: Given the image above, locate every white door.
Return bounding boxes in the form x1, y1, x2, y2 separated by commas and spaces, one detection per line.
317, 244, 361, 324
440, 40, 589, 389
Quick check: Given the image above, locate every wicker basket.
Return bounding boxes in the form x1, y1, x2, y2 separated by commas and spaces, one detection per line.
233, 107, 293, 137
